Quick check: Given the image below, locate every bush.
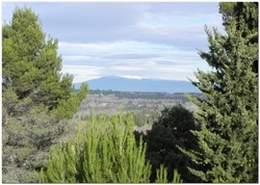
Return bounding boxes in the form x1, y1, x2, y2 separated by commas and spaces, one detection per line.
142, 105, 201, 182
40, 112, 183, 183
2, 104, 65, 183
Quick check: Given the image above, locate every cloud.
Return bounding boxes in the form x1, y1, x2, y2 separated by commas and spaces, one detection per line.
61, 65, 103, 83
2, 2, 223, 48
58, 40, 209, 83
58, 40, 181, 58
102, 53, 160, 59
110, 66, 145, 72
154, 60, 192, 66
62, 55, 92, 61
2, 2, 222, 83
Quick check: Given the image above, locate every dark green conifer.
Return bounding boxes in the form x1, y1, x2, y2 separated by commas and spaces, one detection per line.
143, 106, 201, 183
180, 2, 258, 183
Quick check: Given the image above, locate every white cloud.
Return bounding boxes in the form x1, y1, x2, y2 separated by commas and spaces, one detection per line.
110, 66, 145, 72
61, 65, 103, 83
3, 2, 222, 47
3, 2, 221, 84
57, 40, 209, 83
62, 55, 92, 61
59, 41, 179, 58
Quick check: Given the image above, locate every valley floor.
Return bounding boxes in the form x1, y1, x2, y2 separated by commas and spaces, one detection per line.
73, 90, 199, 132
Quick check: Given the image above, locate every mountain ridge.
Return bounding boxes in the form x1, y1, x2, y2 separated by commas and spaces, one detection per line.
73, 76, 200, 93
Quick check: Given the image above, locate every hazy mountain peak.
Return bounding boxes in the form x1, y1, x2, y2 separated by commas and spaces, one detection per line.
73, 76, 200, 93
119, 75, 144, 80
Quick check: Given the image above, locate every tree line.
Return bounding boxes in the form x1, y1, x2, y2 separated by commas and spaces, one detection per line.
89, 89, 203, 101
2, 2, 258, 183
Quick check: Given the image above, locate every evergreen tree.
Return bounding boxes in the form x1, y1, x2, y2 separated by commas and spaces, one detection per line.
2, 6, 88, 119
180, 2, 258, 183
2, 7, 88, 182
142, 106, 201, 183
40, 112, 183, 183
219, 2, 258, 73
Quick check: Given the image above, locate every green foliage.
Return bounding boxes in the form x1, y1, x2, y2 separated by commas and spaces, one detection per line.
219, 2, 258, 73
52, 83, 89, 119
2, 104, 65, 183
181, 2, 258, 183
89, 89, 202, 101
40, 112, 183, 183
141, 106, 201, 182
155, 165, 183, 183
2, 6, 88, 119
2, 6, 89, 183
132, 110, 159, 127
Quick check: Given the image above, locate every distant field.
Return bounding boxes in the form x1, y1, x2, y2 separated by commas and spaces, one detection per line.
74, 90, 200, 129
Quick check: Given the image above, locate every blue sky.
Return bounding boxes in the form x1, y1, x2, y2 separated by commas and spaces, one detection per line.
2, 2, 225, 83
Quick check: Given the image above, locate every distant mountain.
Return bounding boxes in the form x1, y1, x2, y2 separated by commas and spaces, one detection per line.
73, 76, 200, 93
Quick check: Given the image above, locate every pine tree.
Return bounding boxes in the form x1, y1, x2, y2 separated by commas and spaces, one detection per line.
39, 112, 183, 183
180, 2, 258, 183
2, 6, 88, 119
2, 6, 88, 182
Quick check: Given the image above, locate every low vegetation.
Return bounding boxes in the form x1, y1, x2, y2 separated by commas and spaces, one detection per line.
39, 112, 183, 183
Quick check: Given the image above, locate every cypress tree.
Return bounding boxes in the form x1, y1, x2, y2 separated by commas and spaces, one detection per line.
180, 2, 258, 183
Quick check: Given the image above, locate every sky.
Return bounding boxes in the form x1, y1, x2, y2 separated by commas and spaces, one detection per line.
2, 1, 225, 83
